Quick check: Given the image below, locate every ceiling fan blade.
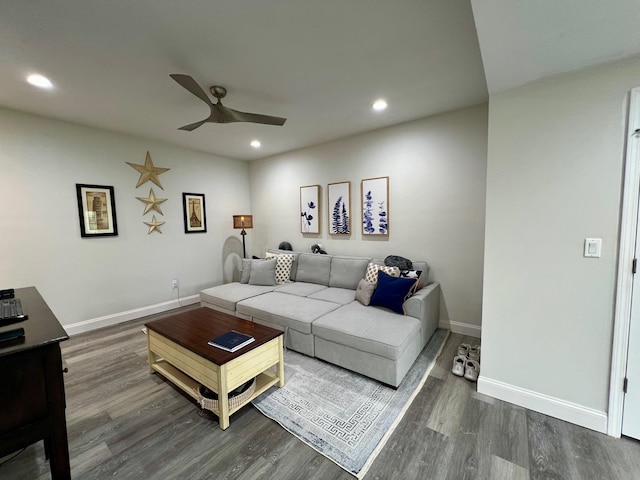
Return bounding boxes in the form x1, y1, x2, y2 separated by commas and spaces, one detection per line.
170, 74, 213, 106
227, 107, 287, 126
178, 119, 208, 131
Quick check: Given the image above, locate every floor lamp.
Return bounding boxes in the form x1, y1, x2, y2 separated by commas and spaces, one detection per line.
233, 215, 253, 258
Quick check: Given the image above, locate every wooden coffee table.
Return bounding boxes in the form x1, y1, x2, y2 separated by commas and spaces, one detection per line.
145, 307, 284, 430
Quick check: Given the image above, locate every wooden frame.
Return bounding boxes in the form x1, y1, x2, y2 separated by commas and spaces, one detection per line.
183, 192, 207, 233
328, 181, 351, 235
76, 184, 118, 237
300, 185, 320, 234
361, 176, 389, 236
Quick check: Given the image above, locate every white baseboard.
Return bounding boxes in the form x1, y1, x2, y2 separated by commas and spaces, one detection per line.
64, 295, 200, 336
439, 319, 481, 338
477, 376, 608, 434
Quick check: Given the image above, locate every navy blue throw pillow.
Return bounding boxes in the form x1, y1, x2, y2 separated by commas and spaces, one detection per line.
370, 270, 418, 314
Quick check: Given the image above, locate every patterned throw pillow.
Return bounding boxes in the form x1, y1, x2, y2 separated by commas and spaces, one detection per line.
265, 252, 295, 285
365, 263, 400, 284
400, 270, 422, 294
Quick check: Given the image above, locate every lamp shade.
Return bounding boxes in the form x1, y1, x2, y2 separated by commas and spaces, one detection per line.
232, 215, 253, 229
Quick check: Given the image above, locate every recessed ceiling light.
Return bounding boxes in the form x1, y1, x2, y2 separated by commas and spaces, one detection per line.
26, 74, 53, 89
250, 140, 261, 149
372, 99, 387, 111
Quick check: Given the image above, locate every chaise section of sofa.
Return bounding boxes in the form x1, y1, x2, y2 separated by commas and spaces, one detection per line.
200, 283, 276, 316
199, 249, 440, 387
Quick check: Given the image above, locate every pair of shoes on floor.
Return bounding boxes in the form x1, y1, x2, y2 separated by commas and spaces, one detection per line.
457, 343, 480, 362
452, 343, 481, 382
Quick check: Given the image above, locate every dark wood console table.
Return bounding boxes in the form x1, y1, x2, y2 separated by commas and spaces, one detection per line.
0, 287, 70, 479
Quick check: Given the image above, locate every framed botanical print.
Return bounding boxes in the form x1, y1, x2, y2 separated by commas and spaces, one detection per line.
76, 184, 118, 237
300, 185, 320, 234
183, 192, 207, 233
328, 181, 351, 235
361, 176, 389, 236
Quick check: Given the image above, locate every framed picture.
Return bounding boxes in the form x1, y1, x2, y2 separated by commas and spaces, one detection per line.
361, 176, 389, 236
328, 181, 351, 235
183, 193, 207, 233
300, 185, 320, 234
76, 184, 118, 237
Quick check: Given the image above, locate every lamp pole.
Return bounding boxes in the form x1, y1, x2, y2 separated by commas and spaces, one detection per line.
240, 216, 247, 258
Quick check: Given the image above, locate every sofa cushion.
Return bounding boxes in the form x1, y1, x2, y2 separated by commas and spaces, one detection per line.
308, 287, 357, 305
354, 278, 376, 306
249, 258, 277, 286
295, 253, 331, 285
237, 292, 340, 334
312, 302, 421, 360
329, 256, 371, 289
370, 271, 418, 314
200, 283, 276, 312
274, 282, 328, 297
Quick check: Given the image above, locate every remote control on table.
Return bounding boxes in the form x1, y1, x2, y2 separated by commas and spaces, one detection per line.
0, 327, 25, 343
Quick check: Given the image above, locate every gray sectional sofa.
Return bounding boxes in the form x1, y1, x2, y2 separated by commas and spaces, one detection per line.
200, 249, 440, 387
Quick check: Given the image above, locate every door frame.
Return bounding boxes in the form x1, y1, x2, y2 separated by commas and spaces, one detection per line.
609, 87, 640, 437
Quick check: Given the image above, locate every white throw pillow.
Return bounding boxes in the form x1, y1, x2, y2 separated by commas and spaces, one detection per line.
265, 252, 295, 284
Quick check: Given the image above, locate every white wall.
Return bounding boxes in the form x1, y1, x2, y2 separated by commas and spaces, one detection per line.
0, 107, 250, 330
249, 104, 488, 331
480, 57, 640, 431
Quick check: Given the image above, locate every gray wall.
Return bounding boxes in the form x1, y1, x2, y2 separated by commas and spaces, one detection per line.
249, 104, 488, 330
481, 57, 640, 419
0, 107, 251, 329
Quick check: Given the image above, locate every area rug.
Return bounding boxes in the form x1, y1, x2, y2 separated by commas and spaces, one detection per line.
251, 328, 449, 478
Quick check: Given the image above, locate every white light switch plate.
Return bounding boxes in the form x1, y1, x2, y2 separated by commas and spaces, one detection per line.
584, 238, 602, 258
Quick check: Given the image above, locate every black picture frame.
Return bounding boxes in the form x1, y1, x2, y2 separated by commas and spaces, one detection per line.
76, 184, 118, 238
183, 192, 207, 233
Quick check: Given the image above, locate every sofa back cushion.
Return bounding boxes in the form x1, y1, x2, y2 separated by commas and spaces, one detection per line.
295, 253, 331, 285
329, 256, 371, 290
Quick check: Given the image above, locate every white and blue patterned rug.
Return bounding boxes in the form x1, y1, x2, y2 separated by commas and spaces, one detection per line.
252, 328, 449, 478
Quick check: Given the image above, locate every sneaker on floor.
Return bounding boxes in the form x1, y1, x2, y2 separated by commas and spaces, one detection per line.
464, 359, 480, 382
452, 355, 466, 377
469, 345, 481, 362
457, 343, 471, 357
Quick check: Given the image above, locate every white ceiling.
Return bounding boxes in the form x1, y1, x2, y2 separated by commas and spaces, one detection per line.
1, 1, 639, 161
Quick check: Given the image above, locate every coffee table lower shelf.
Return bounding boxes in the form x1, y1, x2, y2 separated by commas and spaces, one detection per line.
151, 360, 279, 416
147, 330, 284, 430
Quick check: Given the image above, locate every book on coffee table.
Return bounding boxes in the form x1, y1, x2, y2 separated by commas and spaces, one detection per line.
208, 330, 255, 352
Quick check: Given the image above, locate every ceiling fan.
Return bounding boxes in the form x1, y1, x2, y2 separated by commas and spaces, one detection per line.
169, 74, 287, 131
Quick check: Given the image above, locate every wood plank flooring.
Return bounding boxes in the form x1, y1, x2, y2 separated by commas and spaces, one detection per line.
2, 306, 639, 479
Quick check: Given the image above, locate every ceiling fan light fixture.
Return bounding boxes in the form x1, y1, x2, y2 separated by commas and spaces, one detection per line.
372, 99, 387, 111
26, 73, 53, 89
250, 140, 261, 148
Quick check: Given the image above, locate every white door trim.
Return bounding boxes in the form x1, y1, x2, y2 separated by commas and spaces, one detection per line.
609, 87, 640, 437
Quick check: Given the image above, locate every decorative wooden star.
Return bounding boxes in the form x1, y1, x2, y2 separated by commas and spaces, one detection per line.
126, 151, 170, 190
144, 215, 165, 234
136, 188, 167, 215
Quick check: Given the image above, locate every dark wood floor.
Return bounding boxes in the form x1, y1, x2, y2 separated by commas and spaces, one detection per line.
2, 306, 639, 479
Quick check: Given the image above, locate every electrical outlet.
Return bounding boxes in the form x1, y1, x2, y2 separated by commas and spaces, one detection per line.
172, 278, 179, 288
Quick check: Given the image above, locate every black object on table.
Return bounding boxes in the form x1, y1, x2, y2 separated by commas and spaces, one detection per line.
0, 286, 70, 480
